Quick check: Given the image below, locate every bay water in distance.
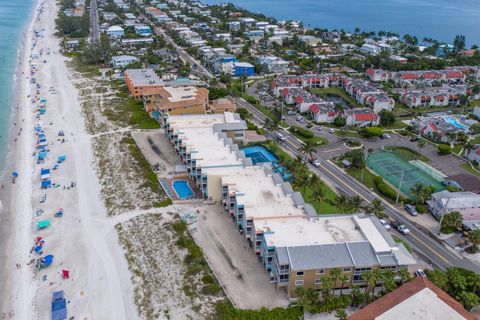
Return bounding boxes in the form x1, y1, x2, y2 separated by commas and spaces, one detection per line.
204, 0, 480, 46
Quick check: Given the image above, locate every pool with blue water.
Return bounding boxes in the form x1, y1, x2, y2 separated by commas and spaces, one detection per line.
242, 146, 290, 180
173, 180, 194, 199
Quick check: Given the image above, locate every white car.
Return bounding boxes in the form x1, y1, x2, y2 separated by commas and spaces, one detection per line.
415, 269, 427, 277
329, 128, 335, 134
379, 219, 391, 230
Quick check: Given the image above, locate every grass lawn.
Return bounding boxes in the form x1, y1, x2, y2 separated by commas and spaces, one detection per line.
381, 120, 408, 130
300, 184, 338, 214
105, 98, 160, 129
460, 162, 480, 177
384, 146, 430, 162
451, 144, 464, 155
470, 136, 480, 144
335, 130, 362, 138
289, 130, 329, 146
310, 87, 362, 108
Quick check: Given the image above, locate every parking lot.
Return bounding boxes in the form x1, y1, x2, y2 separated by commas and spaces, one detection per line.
190, 204, 289, 309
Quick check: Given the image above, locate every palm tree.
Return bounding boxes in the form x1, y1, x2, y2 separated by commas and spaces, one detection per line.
329, 268, 342, 296
321, 275, 333, 302
264, 118, 280, 135
410, 183, 426, 204
468, 229, 480, 253
464, 141, 475, 157
311, 184, 326, 205
362, 271, 374, 294
369, 269, 382, 301
348, 195, 363, 213
338, 274, 349, 296
417, 140, 426, 159
332, 194, 350, 212
298, 141, 316, 162
381, 269, 396, 293
397, 268, 412, 285
441, 211, 463, 233
364, 198, 385, 218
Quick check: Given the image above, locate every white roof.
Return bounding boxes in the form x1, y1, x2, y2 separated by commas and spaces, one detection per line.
377, 287, 467, 320
162, 86, 200, 103
221, 166, 305, 220
260, 215, 365, 247
353, 215, 391, 253
107, 25, 124, 32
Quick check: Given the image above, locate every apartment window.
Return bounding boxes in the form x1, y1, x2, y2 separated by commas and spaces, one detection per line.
295, 280, 304, 286
296, 271, 304, 277
314, 279, 322, 285
343, 267, 351, 272
316, 269, 324, 275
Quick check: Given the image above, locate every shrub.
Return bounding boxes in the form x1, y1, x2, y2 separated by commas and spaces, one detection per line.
373, 176, 397, 200
289, 125, 314, 139
333, 116, 346, 127
360, 126, 382, 138
415, 204, 426, 214
438, 144, 451, 155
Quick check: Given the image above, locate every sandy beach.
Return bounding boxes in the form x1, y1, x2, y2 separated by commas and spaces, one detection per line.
0, 0, 138, 318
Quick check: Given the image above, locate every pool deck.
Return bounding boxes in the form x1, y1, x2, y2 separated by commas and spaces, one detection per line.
161, 175, 202, 201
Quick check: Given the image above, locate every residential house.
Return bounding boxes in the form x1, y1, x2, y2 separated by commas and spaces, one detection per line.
106, 25, 124, 38
257, 55, 289, 74
345, 108, 380, 126
210, 98, 236, 113
298, 35, 322, 47
348, 276, 476, 320
110, 55, 139, 68
134, 25, 152, 37
310, 104, 338, 123
360, 43, 382, 56
366, 68, 390, 82
427, 190, 480, 228
232, 62, 254, 77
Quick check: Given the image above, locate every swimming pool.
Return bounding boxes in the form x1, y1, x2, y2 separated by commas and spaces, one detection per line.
442, 116, 469, 131
242, 146, 291, 180
172, 180, 194, 199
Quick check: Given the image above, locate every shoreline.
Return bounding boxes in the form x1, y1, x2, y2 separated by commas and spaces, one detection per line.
0, 0, 40, 315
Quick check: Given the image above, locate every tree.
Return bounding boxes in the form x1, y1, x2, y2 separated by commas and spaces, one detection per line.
397, 268, 412, 284
364, 198, 385, 218
348, 195, 363, 213
335, 309, 347, 320
438, 143, 452, 155
296, 287, 319, 313
379, 110, 396, 127
381, 269, 396, 293
332, 195, 350, 212
417, 140, 426, 159
333, 116, 346, 127
338, 274, 349, 296
311, 184, 326, 204
441, 211, 463, 233
425, 269, 449, 291
321, 275, 333, 302
453, 34, 466, 52
264, 118, 280, 135
467, 229, 480, 253
457, 292, 480, 311
298, 141, 316, 161
330, 268, 342, 296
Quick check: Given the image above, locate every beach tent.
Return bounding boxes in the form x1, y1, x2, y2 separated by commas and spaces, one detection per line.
37, 151, 48, 159
11, 172, 18, 178
35, 254, 54, 270
41, 180, 52, 189
37, 133, 46, 138
40, 168, 51, 180
57, 155, 66, 163
52, 290, 67, 320
62, 270, 69, 279
37, 220, 51, 230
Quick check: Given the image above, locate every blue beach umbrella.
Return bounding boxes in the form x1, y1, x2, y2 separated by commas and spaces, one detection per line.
12, 172, 18, 178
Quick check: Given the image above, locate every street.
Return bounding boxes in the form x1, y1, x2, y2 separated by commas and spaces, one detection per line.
89, 0, 100, 44
234, 96, 480, 273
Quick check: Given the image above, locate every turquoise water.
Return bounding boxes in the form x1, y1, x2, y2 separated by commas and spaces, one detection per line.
242, 146, 291, 180
172, 180, 194, 199
0, 0, 34, 170
204, 0, 480, 45
442, 115, 469, 131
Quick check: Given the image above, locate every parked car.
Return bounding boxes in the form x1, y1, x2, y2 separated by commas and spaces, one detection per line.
415, 269, 427, 277
390, 219, 410, 235
296, 116, 303, 122
379, 219, 391, 230
404, 204, 418, 216
382, 133, 391, 139
276, 132, 287, 142
410, 136, 420, 142
329, 128, 335, 134
287, 110, 296, 116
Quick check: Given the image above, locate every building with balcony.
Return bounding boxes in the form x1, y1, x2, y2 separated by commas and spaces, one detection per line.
142, 86, 209, 114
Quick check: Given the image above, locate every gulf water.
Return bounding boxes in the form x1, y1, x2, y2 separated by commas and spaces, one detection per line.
204, 0, 480, 46
0, 0, 34, 171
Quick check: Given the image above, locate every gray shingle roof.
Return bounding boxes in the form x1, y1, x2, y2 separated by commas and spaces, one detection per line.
287, 243, 354, 270
347, 241, 380, 268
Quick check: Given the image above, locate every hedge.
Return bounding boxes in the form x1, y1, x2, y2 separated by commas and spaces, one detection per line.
438, 144, 451, 155
289, 125, 314, 139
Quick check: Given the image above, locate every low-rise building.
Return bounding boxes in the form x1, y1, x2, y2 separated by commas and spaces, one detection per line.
110, 55, 139, 68
345, 108, 380, 126
124, 68, 163, 98
366, 68, 390, 82
106, 25, 124, 38
142, 86, 209, 114
210, 98, 236, 113
310, 104, 338, 123
232, 62, 254, 77
348, 276, 476, 320
257, 55, 289, 74
427, 190, 480, 228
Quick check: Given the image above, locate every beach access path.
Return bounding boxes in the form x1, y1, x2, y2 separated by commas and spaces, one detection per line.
3, 0, 139, 318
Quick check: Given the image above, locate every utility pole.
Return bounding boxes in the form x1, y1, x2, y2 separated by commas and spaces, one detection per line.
361, 148, 369, 182
436, 197, 451, 235
396, 170, 405, 204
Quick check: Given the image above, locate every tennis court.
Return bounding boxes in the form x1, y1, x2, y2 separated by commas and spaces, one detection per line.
367, 151, 444, 199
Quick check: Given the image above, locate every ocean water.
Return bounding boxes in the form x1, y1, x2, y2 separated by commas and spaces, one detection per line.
0, 0, 34, 170
204, 0, 480, 46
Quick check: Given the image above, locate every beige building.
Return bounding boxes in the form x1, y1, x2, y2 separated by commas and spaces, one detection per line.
210, 98, 236, 113
142, 86, 209, 115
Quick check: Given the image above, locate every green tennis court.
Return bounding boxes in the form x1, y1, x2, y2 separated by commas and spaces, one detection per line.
367, 151, 444, 199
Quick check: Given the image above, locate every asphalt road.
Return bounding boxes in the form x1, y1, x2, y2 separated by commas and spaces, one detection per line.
234, 96, 480, 273
89, 0, 100, 44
